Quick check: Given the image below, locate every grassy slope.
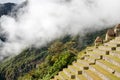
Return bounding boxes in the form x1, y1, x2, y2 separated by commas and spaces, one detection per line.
0, 29, 107, 80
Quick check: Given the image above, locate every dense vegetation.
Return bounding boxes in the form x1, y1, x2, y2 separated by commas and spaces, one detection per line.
18, 40, 78, 80
0, 28, 108, 80
0, 35, 78, 80
0, 2, 109, 80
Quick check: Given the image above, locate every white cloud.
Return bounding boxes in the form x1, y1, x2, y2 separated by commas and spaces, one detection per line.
0, 0, 120, 60
0, 0, 25, 4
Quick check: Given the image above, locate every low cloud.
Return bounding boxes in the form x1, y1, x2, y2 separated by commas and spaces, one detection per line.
0, 0, 120, 60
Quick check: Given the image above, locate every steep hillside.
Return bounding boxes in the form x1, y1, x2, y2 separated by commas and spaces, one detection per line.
0, 4, 112, 80
0, 3, 15, 17
0, 3, 112, 80
51, 27, 120, 80
0, 3, 16, 42
0, 29, 108, 80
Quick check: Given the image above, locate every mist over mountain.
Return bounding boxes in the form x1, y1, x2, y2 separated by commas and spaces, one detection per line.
0, 1, 28, 60
0, 0, 120, 80
0, 3, 15, 17
0, 0, 120, 61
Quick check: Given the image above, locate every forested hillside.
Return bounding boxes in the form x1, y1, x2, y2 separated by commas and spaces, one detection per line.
0, 28, 107, 80
0, 2, 110, 80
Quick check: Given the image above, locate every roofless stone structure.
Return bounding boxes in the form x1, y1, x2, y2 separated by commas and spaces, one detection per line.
94, 36, 103, 46
105, 29, 115, 41
114, 24, 120, 37
51, 24, 120, 80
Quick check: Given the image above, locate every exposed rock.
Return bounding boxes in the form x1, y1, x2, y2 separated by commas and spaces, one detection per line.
105, 29, 115, 41
114, 24, 120, 37
94, 36, 103, 46
51, 27, 120, 80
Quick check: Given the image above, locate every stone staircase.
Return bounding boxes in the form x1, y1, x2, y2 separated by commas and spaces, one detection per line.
51, 37, 120, 80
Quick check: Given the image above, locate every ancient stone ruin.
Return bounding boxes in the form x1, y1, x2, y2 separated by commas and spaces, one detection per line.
94, 36, 103, 46
105, 29, 115, 41
105, 24, 120, 41
51, 24, 120, 80
114, 24, 120, 37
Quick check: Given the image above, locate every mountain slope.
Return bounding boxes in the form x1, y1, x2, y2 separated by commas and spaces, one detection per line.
0, 3, 16, 42
16, 29, 108, 80
51, 36, 120, 80
0, 3, 16, 17
0, 3, 110, 80
0, 28, 108, 80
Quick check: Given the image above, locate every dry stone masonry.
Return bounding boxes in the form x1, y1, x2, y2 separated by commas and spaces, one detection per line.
51, 24, 120, 80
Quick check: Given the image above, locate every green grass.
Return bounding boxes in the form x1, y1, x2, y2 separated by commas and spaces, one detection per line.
59, 72, 69, 79
76, 75, 87, 80
64, 68, 75, 75
85, 70, 102, 80
98, 60, 120, 72
78, 59, 92, 65
92, 65, 120, 80
51, 34, 120, 80
112, 51, 120, 54
0, 28, 107, 80
68, 65, 81, 74
54, 75, 61, 80
105, 55, 120, 63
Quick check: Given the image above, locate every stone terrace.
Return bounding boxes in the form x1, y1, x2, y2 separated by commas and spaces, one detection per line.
51, 36, 120, 80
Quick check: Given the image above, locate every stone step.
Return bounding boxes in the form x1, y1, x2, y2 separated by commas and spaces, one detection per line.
91, 49, 120, 66
83, 55, 90, 60
84, 54, 102, 64
90, 64, 120, 80
59, 71, 69, 80
104, 42, 120, 47
77, 59, 95, 65
97, 60, 120, 78
68, 65, 82, 75
98, 46, 116, 51
83, 70, 102, 80
63, 68, 75, 79
93, 52, 120, 67
86, 51, 103, 60
93, 49, 109, 55
76, 75, 87, 80
109, 40, 120, 44
73, 60, 102, 80
116, 47, 120, 51
54, 75, 61, 80
73, 61, 89, 70
92, 50, 120, 59
102, 55, 120, 67
81, 54, 96, 63
50, 79, 55, 80
96, 60, 115, 74
109, 51, 120, 58
115, 37, 120, 41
